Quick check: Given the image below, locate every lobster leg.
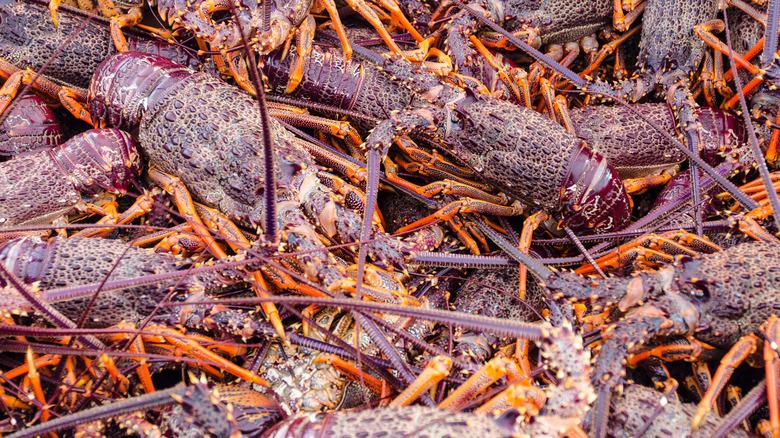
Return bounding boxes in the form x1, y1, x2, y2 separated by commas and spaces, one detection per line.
388, 356, 452, 407
574, 231, 722, 275
581, 26, 643, 78
108, 323, 271, 388
762, 315, 780, 437
691, 362, 717, 412
725, 386, 754, 433
147, 168, 287, 341
624, 169, 678, 194
147, 168, 228, 259
23, 349, 51, 421
313, 354, 385, 394
382, 154, 524, 241
340, 0, 408, 56
697, 49, 730, 107
286, 16, 317, 91
270, 108, 364, 155
72, 193, 155, 238
517, 212, 549, 299
394, 139, 485, 185
692, 334, 760, 429
612, 0, 647, 31
109, 8, 142, 52
473, 379, 547, 416
628, 340, 709, 368
438, 355, 517, 410
311, 0, 352, 62
0, 60, 91, 125
317, 171, 385, 230
468, 35, 532, 106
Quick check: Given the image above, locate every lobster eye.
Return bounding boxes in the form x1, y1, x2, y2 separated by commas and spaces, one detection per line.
691, 281, 710, 301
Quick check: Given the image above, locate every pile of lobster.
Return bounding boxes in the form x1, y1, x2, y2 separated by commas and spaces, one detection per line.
2, 0, 780, 436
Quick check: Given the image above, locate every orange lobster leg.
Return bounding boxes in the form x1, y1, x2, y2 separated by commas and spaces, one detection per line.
314, 354, 385, 394
518, 212, 549, 299
575, 231, 721, 276
469, 35, 531, 107
473, 380, 546, 416
389, 356, 452, 407
73, 193, 155, 238
0, 59, 92, 125
612, 0, 646, 31
110, 323, 270, 388
763, 316, 780, 437
439, 355, 515, 411
147, 169, 286, 341
24, 348, 50, 421
692, 334, 758, 429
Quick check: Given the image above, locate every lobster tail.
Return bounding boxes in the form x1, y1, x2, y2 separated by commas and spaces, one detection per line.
50, 128, 142, 195
0, 95, 63, 157
89, 52, 192, 132
559, 142, 631, 233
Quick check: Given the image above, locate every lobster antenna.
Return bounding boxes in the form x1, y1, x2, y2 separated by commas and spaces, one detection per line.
229, 1, 278, 245
469, 214, 554, 280
723, 6, 780, 235
173, 295, 549, 340
4, 385, 189, 438
446, 0, 763, 214
763, 0, 780, 69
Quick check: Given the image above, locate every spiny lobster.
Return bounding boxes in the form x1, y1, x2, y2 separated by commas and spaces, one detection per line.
0, 128, 140, 228
489, 223, 780, 438
0, 0, 210, 125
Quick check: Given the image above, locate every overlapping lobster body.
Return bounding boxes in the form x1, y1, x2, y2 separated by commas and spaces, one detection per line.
0, 236, 209, 327
264, 44, 632, 234
88, 51, 407, 281
0, 128, 140, 227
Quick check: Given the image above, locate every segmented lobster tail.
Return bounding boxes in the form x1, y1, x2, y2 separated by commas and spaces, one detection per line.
88, 52, 194, 132
559, 143, 631, 233
0, 95, 63, 157
50, 128, 142, 195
